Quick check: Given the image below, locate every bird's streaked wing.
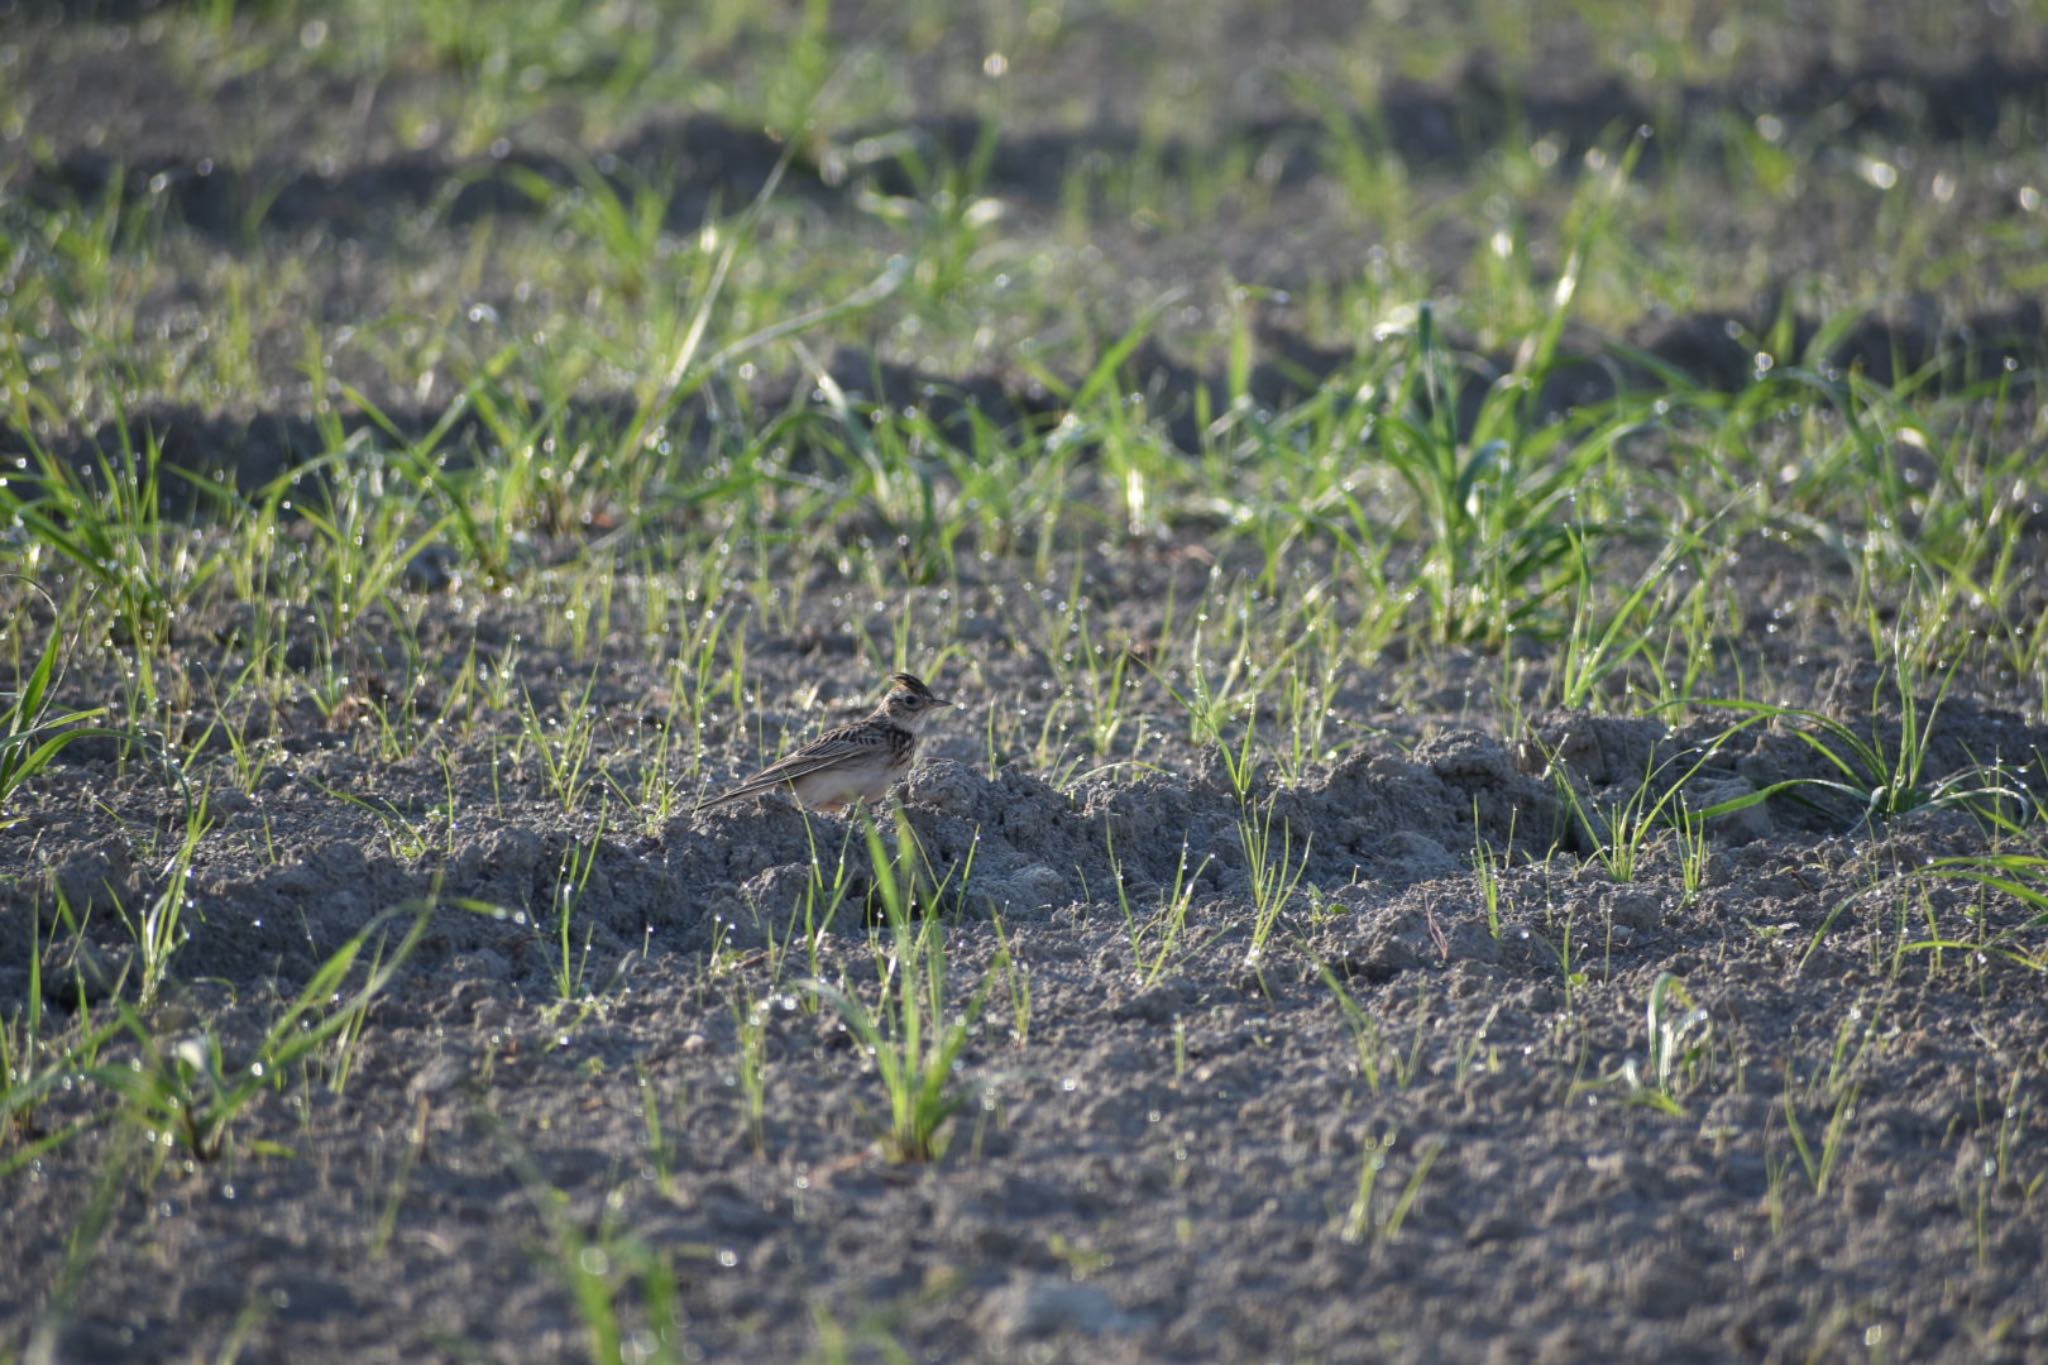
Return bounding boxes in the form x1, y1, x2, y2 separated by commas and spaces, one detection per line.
693, 722, 894, 810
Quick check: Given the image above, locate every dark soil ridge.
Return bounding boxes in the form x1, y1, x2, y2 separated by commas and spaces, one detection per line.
6, 300, 2041, 514
860, 51, 2048, 200
11, 51, 2046, 243
12, 694, 2044, 1008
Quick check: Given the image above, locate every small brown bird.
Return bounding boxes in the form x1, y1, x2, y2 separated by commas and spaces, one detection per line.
692, 672, 953, 814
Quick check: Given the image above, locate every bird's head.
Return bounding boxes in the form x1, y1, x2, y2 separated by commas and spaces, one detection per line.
877, 672, 952, 730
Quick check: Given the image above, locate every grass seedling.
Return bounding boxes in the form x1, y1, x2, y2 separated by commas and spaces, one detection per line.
1, 916, 129, 1175
637, 1065, 682, 1200
1781, 1066, 1858, 1198
1776, 996, 1888, 1196
6, 429, 180, 649
1673, 797, 1711, 903
1239, 799, 1310, 983
805, 813, 991, 1162
0, 593, 122, 830
728, 987, 775, 1156
553, 810, 609, 1005
1340, 1129, 1444, 1247
1109, 830, 1214, 986
90, 899, 434, 1161
108, 791, 213, 1007
1910, 852, 2048, 973
1536, 893, 1587, 1015
522, 671, 605, 816
1335, 1129, 1384, 1252
1317, 962, 1386, 1095
1553, 524, 1704, 711
498, 1120, 707, 1365
1144, 640, 1283, 785
1549, 714, 1779, 884
1472, 805, 1506, 940
794, 815, 862, 987
24, 1118, 145, 1355
0, 908, 49, 1141
989, 915, 1033, 1048
1622, 972, 1713, 1116
1697, 649, 2009, 828
370, 1093, 434, 1258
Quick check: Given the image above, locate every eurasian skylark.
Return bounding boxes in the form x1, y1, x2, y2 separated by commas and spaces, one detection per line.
692, 671, 952, 814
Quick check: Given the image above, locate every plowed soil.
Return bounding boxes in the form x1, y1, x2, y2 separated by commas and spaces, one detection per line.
5, 3, 2047, 1363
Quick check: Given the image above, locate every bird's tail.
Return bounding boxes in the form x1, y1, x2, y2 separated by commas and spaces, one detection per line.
690, 782, 763, 814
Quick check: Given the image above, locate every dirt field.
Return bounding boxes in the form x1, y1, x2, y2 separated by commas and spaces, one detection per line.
4, 2, 2047, 1362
